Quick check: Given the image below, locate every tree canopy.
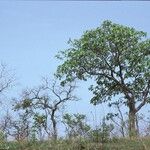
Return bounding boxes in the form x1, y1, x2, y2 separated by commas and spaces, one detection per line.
57, 20, 150, 137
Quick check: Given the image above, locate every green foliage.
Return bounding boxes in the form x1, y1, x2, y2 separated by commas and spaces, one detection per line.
33, 113, 46, 126
29, 126, 38, 143
57, 20, 150, 105
88, 118, 114, 143
14, 99, 32, 110
63, 113, 91, 138
22, 99, 32, 109
0, 130, 7, 149
0, 130, 5, 142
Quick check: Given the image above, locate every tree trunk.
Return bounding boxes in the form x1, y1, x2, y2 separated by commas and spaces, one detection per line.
51, 110, 57, 140
120, 122, 125, 137
52, 119, 57, 140
136, 114, 139, 136
128, 106, 137, 138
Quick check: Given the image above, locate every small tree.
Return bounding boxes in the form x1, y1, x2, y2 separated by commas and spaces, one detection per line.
57, 20, 150, 138
8, 113, 30, 141
0, 130, 7, 149
0, 111, 12, 140
106, 99, 128, 137
14, 78, 76, 140
63, 113, 91, 139
88, 118, 114, 143
0, 63, 15, 101
32, 113, 47, 141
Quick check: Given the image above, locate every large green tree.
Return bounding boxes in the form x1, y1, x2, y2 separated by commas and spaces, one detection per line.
56, 20, 150, 137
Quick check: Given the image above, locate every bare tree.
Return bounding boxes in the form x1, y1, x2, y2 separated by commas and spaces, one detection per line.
0, 111, 12, 140
14, 78, 77, 140
10, 113, 30, 141
0, 111, 30, 142
0, 63, 15, 141
0, 63, 15, 96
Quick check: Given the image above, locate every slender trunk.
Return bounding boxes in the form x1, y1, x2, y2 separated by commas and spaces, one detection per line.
136, 115, 139, 136
120, 123, 125, 137
128, 102, 137, 138
117, 104, 125, 137
51, 110, 57, 140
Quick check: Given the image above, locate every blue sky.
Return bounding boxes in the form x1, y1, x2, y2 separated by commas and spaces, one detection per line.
0, 1, 150, 122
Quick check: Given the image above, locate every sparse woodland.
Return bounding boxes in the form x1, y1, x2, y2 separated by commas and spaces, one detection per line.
0, 21, 150, 150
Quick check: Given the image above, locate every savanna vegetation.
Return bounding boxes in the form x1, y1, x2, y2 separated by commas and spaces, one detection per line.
0, 20, 150, 150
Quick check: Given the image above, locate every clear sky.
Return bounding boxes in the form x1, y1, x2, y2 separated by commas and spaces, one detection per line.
0, 1, 150, 123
